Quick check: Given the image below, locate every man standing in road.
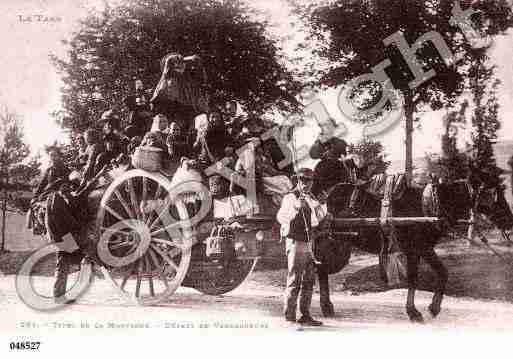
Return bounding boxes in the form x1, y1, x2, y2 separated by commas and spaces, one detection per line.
277, 168, 327, 326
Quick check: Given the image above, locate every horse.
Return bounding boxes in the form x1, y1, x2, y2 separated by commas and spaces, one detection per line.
315, 175, 513, 322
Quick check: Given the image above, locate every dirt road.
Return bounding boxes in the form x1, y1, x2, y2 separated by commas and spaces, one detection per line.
3, 219, 513, 333
2, 273, 513, 334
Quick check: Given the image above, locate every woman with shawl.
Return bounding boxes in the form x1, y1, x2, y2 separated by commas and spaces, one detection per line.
150, 53, 209, 134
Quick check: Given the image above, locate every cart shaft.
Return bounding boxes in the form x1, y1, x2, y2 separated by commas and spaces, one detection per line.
332, 217, 440, 227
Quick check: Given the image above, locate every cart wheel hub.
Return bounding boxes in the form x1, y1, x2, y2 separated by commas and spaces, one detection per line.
127, 231, 142, 244
98, 219, 153, 268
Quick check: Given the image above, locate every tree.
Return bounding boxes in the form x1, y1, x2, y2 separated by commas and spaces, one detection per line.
51, 0, 301, 133
424, 151, 471, 183
294, 0, 513, 177
468, 48, 503, 187
0, 105, 41, 252
348, 138, 390, 175
435, 101, 471, 182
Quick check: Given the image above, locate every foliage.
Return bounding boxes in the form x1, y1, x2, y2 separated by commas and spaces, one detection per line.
51, 0, 302, 133
424, 151, 470, 183
0, 105, 41, 252
468, 49, 503, 187
293, 0, 513, 172
296, 0, 512, 95
442, 101, 468, 156
435, 101, 472, 182
348, 138, 390, 175
10, 155, 43, 188
0, 106, 41, 195
424, 49, 502, 188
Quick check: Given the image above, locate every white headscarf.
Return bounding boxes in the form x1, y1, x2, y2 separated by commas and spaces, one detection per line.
151, 114, 169, 133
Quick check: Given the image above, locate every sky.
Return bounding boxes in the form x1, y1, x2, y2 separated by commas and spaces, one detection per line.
0, 0, 512, 167
0, 0, 105, 159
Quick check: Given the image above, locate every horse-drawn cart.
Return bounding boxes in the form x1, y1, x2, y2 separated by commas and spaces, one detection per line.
34, 153, 512, 323
52, 163, 441, 306
75, 163, 274, 306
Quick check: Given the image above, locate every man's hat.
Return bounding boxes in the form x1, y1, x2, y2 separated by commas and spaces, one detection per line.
98, 110, 120, 128
310, 137, 348, 160
293, 168, 314, 180
68, 171, 81, 185
124, 125, 139, 139
331, 138, 348, 155
100, 109, 115, 121
44, 144, 62, 155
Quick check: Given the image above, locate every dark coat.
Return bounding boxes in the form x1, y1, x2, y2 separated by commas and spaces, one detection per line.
205, 127, 231, 160
150, 59, 208, 131
309, 138, 348, 160
125, 95, 153, 137
262, 136, 294, 175
103, 132, 125, 162
45, 174, 101, 245
45, 192, 82, 243
34, 163, 70, 197
82, 143, 105, 185
312, 158, 349, 196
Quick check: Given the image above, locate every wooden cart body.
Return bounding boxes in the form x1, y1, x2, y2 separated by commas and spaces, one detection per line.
81, 165, 273, 305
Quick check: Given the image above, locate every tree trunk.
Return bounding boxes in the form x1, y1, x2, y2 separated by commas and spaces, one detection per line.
1, 173, 8, 253
0, 191, 6, 252
404, 100, 414, 179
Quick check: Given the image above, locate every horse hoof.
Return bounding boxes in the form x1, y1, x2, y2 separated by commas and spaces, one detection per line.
428, 303, 441, 318
407, 309, 424, 323
321, 303, 335, 318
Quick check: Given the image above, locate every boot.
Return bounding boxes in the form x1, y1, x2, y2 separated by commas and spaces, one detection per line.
297, 314, 323, 326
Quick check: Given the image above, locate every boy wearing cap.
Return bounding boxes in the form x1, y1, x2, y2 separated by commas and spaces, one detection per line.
277, 168, 326, 326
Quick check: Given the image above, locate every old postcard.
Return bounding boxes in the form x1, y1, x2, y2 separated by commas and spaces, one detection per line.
1, 0, 513, 356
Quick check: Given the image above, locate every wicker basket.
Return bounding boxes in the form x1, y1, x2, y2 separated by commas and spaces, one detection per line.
206, 226, 235, 260
132, 146, 163, 172
209, 175, 229, 198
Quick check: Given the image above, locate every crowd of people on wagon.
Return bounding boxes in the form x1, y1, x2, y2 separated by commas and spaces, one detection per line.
29, 52, 378, 308
33, 54, 297, 202
32, 52, 380, 209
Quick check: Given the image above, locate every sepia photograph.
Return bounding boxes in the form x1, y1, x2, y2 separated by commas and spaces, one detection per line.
1, 0, 513, 356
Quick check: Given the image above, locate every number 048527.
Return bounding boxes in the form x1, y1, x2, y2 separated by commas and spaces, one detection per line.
9, 341, 41, 350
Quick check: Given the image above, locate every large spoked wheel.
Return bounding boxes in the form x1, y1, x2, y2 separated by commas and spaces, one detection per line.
193, 259, 258, 296
96, 169, 194, 306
